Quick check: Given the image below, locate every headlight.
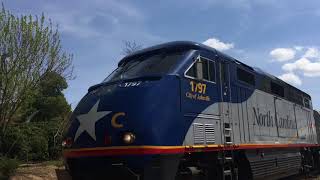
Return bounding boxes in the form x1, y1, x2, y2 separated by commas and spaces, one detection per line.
123, 132, 135, 144
62, 137, 72, 148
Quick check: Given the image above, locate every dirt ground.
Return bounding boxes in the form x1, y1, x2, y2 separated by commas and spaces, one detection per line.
9, 164, 320, 180
10, 163, 71, 180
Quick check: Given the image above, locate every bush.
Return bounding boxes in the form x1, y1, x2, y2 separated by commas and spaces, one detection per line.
35, 120, 64, 159
28, 133, 49, 161
0, 157, 19, 180
0, 123, 49, 161
0, 120, 64, 162
0, 125, 31, 160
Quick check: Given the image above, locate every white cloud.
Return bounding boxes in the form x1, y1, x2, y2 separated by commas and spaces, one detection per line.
294, 46, 303, 51
282, 57, 320, 77
278, 72, 302, 86
41, 0, 145, 39
203, 38, 234, 51
303, 47, 320, 59
270, 48, 296, 62
282, 58, 309, 72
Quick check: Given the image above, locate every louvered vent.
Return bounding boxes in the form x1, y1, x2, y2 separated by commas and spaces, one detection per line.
193, 123, 205, 144
205, 124, 215, 144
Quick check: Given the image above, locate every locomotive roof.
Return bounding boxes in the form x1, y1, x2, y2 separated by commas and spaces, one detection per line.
118, 41, 212, 66
120, 41, 311, 99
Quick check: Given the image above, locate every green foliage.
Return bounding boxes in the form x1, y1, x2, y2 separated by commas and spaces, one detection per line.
35, 120, 65, 159
0, 121, 66, 162
0, 123, 48, 161
40, 72, 68, 97
0, 4, 73, 132
0, 157, 19, 180
19, 72, 71, 122
0, 3, 72, 164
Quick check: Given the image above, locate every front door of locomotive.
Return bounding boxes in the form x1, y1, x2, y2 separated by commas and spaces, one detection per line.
181, 51, 228, 145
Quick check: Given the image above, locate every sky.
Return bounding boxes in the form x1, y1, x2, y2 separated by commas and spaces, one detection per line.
4, 0, 320, 110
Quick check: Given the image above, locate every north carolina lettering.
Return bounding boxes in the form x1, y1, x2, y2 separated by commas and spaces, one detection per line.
253, 107, 274, 127
278, 115, 296, 129
253, 107, 296, 129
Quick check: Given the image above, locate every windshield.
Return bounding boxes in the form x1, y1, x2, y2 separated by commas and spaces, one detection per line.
103, 50, 187, 83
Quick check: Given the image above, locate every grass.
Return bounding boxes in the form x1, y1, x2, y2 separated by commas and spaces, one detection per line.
42, 159, 64, 167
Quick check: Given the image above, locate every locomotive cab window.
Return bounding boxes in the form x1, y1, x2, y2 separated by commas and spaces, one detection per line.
237, 68, 255, 86
304, 98, 311, 108
271, 82, 284, 97
103, 50, 187, 83
292, 90, 303, 105
185, 56, 216, 82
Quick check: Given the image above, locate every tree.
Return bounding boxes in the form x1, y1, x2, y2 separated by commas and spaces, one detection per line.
0, 5, 74, 132
19, 72, 71, 122
122, 40, 142, 55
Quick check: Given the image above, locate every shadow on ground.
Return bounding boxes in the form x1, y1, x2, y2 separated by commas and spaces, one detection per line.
56, 169, 71, 180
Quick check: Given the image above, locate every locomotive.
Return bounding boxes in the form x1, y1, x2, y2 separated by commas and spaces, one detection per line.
63, 41, 320, 180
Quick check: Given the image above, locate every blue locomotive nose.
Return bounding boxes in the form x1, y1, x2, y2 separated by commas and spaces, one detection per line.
63, 46, 192, 179
65, 49, 190, 149
65, 80, 144, 148
65, 75, 183, 149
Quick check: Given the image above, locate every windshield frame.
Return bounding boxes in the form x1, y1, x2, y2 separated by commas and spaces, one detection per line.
103, 49, 189, 83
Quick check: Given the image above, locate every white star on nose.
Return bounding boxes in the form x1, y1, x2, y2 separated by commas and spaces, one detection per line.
74, 100, 111, 142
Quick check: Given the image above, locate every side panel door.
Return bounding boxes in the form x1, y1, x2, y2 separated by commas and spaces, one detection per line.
295, 105, 316, 143
251, 91, 277, 140
274, 98, 298, 140
295, 105, 309, 142
230, 66, 256, 143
